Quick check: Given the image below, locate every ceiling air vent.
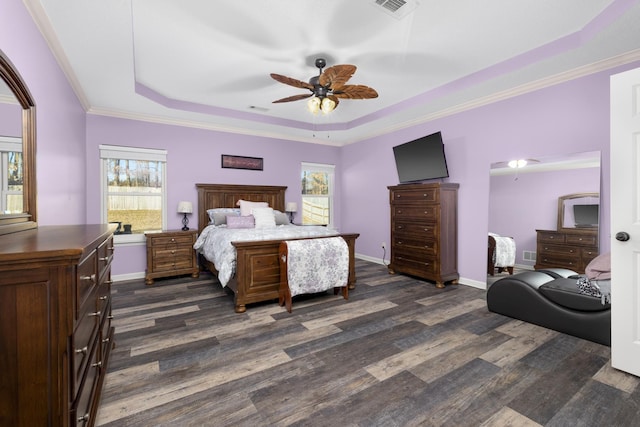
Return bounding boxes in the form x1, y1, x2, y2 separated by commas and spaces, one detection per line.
372, 0, 420, 19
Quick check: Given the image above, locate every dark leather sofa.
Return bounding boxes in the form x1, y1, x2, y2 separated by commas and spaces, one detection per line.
486, 269, 610, 346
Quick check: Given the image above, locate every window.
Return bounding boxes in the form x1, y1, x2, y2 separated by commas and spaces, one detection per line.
100, 145, 167, 243
0, 137, 22, 214
301, 162, 334, 227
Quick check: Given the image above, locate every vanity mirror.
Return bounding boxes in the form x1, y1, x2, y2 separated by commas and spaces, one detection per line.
0, 49, 37, 235
558, 192, 599, 233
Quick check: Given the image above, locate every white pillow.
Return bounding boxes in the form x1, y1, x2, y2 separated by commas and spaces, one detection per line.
238, 200, 268, 216
252, 207, 276, 229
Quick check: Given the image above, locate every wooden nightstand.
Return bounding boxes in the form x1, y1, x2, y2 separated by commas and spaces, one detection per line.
145, 229, 199, 285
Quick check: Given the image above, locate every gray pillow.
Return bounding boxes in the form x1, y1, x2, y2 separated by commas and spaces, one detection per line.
273, 210, 290, 225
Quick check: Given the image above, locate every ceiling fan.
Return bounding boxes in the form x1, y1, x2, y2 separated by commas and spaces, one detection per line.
270, 58, 378, 114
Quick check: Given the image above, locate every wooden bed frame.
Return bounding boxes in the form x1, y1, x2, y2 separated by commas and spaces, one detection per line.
196, 183, 359, 313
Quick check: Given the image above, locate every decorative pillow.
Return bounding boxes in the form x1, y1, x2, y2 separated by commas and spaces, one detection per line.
273, 210, 290, 225
238, 200, 269, 217
207, 208, 240, 224
585, 252, 611, 280
252, 207, 276, 229
226, 215, 254, 229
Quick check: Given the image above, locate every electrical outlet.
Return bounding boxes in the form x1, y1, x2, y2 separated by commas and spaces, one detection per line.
381, 242, 386, 249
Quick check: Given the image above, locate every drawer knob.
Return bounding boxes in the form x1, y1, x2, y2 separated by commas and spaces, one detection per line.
99, 256, 110, 262
80, 274, 96, 283
78, 413, 89, 423
171, 250, 176, 254
75, 346, 88, 355
102, 337, 110, 344
171, 238, 175, 242
89, 311, 101, 317
99, 295, 108, 301
92, 361, 103, 368
108, 315, 114, 320
105, 280, 113, 285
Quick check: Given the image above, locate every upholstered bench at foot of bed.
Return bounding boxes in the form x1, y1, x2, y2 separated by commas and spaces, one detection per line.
486, 270, 610, 346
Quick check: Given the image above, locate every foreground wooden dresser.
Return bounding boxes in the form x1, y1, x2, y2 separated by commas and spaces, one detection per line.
388, 183, 459, 288
534, 228, 598, 274
0, 224, 116, 427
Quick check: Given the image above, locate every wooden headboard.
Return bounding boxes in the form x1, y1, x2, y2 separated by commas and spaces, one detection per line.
195, 184, 287, 234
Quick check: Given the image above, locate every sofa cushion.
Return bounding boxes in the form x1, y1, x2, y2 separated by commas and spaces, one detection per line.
538, 278, 610, 312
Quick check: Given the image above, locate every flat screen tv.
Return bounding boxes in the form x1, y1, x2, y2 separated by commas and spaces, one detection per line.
393, 131, 449, 183
573, 204, 599, 228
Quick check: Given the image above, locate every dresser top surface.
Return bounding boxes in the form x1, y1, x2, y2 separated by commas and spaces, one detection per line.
0, 224, 116, 262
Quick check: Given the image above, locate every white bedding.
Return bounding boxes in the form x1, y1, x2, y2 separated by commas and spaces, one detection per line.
193, 224, 339, 287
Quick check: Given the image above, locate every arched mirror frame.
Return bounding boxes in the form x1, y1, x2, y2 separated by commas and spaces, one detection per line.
557, 192, 600, 234
0, 49, 37, 235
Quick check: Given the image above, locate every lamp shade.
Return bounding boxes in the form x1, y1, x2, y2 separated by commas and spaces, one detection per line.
285, 202, 297, 213
177, 201, 193, 214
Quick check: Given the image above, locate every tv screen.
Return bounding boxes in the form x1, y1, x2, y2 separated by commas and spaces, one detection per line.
573, 204, 599, 227
393, 131, 449, 183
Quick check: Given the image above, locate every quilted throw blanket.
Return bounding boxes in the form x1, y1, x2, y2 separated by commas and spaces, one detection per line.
193, 224, 338, 287
284, 237, 349, 297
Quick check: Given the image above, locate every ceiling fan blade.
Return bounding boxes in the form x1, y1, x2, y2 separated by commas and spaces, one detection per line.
270, 73, 314, 90
319, 65, 356, 90
334, 85, 379, 99
272, 93, 313, 103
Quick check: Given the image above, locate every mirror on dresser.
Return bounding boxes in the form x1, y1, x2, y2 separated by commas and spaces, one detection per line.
0, 49, 37, 235
488, 151, 600, 276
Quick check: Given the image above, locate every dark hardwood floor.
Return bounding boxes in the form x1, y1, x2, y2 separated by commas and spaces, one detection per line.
96, 260, 640, 426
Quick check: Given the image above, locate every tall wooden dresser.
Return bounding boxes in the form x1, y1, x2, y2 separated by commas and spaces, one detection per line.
0, 224, 116, 427
534, 228, 598, 273
388, 183, 459, 288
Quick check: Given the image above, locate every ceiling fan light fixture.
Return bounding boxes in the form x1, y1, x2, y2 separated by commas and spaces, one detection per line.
321, 97, 336, 114
307, 96, 321, 114
508, 159, 528, 168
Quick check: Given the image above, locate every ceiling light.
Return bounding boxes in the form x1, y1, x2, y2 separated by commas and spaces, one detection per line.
508, 159, 528, 168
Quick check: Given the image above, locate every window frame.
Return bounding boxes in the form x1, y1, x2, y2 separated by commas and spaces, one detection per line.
300, 162, 334, 228
100, 144, 168, 245
0, 136, 22, 214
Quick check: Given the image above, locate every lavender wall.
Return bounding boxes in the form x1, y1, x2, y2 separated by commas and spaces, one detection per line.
341, 63, 639, 287
85, 115, 341, 276
489, 167, 600, 268
1, 0, 88, 225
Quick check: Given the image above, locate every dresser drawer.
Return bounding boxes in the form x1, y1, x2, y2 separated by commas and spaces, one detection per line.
99, 300, 113, 362
72, 339, 100, 427
391, 188, 438, 203
97, 235, 114, 279
537, 252, 581, 270
537, 231, 565, 244
152, 248, 194, 270
581, 247, 599, 263
148, 234, 195, 247
566, 234, 597, 246
393, 236, 437, 256
393, 206, 438, 220
539, 243, 579, 256
76, 251, 97, 320
393, 221, 437, 238
72, 291, 99, 397
392, 252, 438, 276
